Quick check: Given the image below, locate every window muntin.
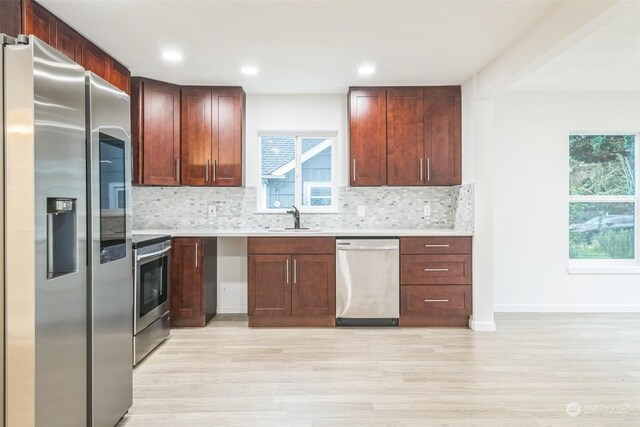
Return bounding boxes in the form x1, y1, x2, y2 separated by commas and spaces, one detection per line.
569, 134, 638, 263
259, 133, 336, 211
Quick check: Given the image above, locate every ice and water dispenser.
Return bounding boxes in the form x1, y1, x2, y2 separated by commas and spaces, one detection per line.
46, 197, 77, 279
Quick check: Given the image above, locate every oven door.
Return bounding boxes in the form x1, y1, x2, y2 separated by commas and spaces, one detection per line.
134, 248, 170, 334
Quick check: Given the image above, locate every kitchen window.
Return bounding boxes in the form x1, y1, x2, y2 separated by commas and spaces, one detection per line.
569, 134, 640, 272
258, 132, 337, 212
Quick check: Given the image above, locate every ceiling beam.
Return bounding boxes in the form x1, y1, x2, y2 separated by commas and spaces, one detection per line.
471, 0, 640, 98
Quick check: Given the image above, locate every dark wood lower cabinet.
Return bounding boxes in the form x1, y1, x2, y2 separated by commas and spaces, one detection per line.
170, 237, 217, 327
248, 238, 335, 327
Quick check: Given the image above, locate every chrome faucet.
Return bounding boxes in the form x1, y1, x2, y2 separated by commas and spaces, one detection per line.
286, 205, 301, 229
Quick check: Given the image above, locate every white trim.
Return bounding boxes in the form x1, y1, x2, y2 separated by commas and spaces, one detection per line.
568, 265, 640, 275
495, 304, 640, 313
216, 305, 248, 314
270, 139, 332, 176
468, 319, 497, 332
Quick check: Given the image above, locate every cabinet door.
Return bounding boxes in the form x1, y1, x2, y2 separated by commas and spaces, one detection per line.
141, 79, 181, 185
387, 88, 424, 186
109, 59, 131, 94
170, 238, 204, 327
82, 38, 111, 81
54, 20, 82, 63
24, 0, 55, 45
0, 0, 22, 38
424, 86, 461, 186
248, 255, 291, 316
349, 88, 387, 186
292, 255, 335, 316
181, 88, 212, 186
211, 88, 243, 186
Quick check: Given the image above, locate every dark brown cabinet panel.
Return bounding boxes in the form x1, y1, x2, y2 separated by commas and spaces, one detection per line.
109, 59, 131, 94
24, 0, 55, 45
181, 87, 212, 186
0, 0, 22, 38
400, 236, 472, 255
54, 20, 82, 64
401, 254, 472, 285
132, 78, 181, 185
82, 38, 110, 82
424, 86, 461, 185
170, 237, 217, 327
401, 285, 471, 316
248, 255, 291, 317
248, 237, 336, 327
387, 88, 425, 186
211, 88, 244, 186
171, 238, 203, 327
178, 87, 244, 187
349, 88, 387, 186
292, 255, 335, 317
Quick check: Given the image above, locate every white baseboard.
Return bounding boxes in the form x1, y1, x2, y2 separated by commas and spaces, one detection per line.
217, 305, 248, 314
494, 304, 640, 313
469, 319, 497, 331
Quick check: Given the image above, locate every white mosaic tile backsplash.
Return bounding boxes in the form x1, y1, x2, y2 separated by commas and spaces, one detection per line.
132, 185, 474, 231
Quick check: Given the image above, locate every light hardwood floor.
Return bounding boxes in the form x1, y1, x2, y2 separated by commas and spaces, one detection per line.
119, 314, 640, 426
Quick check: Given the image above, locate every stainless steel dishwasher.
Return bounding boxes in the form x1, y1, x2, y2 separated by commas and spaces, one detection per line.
336, 238, 399, 326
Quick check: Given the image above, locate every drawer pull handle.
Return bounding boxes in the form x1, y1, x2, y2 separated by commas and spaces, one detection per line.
424, 244, 450, 248
425, 299, 449, 303
423, 268, 449, 272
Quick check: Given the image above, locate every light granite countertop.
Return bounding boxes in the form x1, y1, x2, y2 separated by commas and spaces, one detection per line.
132, 228, 473, 237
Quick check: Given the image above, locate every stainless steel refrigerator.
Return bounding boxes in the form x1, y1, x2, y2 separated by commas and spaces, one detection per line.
3, 34, 132, 426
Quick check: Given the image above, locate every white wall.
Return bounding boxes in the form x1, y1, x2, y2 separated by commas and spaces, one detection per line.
492, 90, 640, 312
245, 94, 348, 187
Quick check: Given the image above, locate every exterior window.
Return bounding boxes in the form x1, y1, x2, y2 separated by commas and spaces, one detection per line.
259, 133, 336, 212
569, 134, 638, 263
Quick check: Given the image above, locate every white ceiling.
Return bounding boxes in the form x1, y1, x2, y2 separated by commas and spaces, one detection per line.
39, 0, 560, 93
512, 4, 640, 91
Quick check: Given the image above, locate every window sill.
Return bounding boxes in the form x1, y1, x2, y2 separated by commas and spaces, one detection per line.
567, 265, 640, 275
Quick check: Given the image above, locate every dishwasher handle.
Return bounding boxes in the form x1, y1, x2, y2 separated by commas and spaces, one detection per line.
337, 245, 398, 251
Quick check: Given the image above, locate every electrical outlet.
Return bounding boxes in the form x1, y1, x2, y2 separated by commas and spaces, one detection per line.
208, 205, 217, 218
423, 204, 431, 217
357, 205, 366, 217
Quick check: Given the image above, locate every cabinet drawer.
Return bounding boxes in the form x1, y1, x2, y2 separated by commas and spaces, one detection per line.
401, 254, 471, 285
248, 237, 335, 255
401, 285, 471, 316
401, 237, 471, 255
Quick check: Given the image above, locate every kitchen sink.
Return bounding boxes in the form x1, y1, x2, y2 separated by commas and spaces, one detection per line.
267, 228, 323, 233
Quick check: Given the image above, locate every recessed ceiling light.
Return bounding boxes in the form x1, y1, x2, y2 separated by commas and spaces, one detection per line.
241, 66, 259, 75
358, 65, 375, 76
162, 50, 182, 62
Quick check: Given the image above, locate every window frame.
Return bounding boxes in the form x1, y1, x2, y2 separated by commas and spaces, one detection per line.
568, 132, 640, 273
257, 131, 338, 213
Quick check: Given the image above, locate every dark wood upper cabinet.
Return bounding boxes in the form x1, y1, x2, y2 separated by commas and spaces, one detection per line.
291, 255, 335, 317
387, 88, 425, 186
424, 86, 461, 185
181, 87, 212, 186
132, 77, 181, 186
349, 85, 461, 187
211, 88, 244, 187
24, 0, 54, 45
82, 38, 110, 82
349, 88, 387, 186
109, 59, 131, 94
179, 87, 244, 187
0, 0, 23, 37
54, 20, 82, 64
248, 255, 292, 317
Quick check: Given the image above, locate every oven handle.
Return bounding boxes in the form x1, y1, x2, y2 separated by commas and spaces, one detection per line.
136, 246, 171, 263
